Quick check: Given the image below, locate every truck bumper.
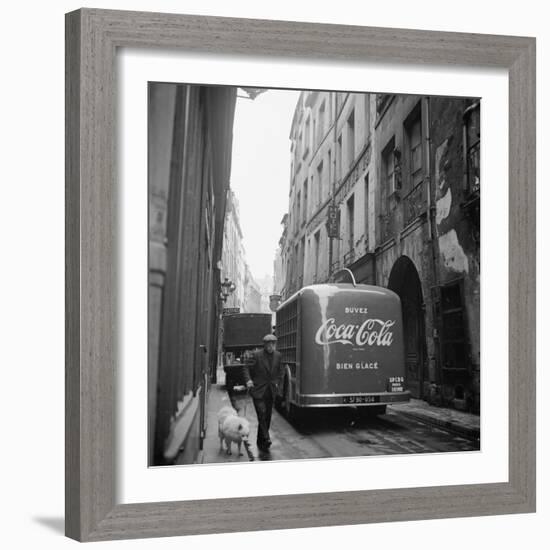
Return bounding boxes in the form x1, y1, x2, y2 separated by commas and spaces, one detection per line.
297, 391, 411, 407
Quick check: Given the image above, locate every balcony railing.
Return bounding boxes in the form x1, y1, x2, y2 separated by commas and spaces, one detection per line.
403, 181, 427, 227
379, 212, 393, 243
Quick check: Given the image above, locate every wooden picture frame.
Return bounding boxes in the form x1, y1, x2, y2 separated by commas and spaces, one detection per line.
65, 8, 536, 542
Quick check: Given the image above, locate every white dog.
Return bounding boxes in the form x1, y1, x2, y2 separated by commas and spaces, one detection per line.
217, 406, 250, 457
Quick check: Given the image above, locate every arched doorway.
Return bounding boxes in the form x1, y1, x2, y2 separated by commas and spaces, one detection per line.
388, 256, 427, 399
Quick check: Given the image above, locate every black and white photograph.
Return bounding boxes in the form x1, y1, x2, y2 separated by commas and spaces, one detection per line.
3, 0, 544, 547
148, 84, 481, 466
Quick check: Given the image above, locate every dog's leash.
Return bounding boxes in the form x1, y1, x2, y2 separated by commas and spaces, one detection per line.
243, 440, 255, 461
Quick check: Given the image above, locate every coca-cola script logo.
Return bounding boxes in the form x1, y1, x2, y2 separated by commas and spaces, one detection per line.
315, 318, 395, 347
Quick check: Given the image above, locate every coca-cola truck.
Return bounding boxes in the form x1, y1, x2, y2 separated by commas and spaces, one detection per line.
275, 283, 410, 418
222, 313, 273, 390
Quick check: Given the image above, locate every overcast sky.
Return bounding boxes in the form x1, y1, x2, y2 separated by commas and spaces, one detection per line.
229, 88, 301, 283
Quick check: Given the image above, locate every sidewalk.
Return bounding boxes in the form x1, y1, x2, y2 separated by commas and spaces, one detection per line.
390, 399, 480, 440
199, 368, 259, 464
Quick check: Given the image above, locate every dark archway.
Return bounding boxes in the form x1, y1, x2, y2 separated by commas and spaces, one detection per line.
388, 256, 427, 399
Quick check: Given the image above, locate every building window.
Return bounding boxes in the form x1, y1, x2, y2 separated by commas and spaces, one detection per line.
346, 110, 355, 172
345, 194, 355, 265
303, 179, 308, 224
337, 134, 343, 181
313, 118, 317, 151
317, 100, 326, 146
440, 282, 468, 371
364, 93, 371, 142
310, 175, 315, 214
303, 116, 311, 158
317, 161, 324, 205
327, 150, 332, 195
314, 231, 321, 282
293, 243, 299, 289
296, 191, 301, 231
382, 137, 398, 199
464, 101, 480, 194
405, 106, 423, 189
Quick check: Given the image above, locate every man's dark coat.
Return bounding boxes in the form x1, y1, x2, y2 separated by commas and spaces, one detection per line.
242, 348, 284, 399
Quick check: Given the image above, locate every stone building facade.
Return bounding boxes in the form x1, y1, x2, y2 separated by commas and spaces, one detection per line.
244, 264, 262, 313
280, 91, 374, 296
148, 83, 237, 465
273, 214, 288, 297
257, 274, 275, 315
221, 189, 246, 311
279, 90, 480, 412
221, 189, 264, 314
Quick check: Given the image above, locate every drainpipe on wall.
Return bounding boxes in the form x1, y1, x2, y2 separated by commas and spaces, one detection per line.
423, 97, 435, 264
423, 96, 441, 388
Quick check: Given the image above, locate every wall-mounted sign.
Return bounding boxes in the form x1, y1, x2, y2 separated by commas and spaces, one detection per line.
326, 205, 340, 238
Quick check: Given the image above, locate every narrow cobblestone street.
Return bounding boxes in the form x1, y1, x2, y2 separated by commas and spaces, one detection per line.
192, 369, 479, 465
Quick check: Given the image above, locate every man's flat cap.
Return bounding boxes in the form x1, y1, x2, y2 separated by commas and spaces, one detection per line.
263, 334, 277, 342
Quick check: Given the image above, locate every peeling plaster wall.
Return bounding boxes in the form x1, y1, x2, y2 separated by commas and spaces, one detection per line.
434, 137, 449, 194
439, 229, 469, 274
373, 96, 480, 412
430, 97, 480, 412
436, 186, 452, 225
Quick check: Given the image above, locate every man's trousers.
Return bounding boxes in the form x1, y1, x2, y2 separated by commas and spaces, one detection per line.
252, 390, 274, 450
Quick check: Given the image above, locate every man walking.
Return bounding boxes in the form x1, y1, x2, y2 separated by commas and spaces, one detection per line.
243, 334, 283, 453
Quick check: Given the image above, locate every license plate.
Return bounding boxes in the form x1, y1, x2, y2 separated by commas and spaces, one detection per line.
343, 395, 379, 404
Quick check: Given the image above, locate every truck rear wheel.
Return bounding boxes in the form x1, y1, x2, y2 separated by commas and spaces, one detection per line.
282, 377, 300, 422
